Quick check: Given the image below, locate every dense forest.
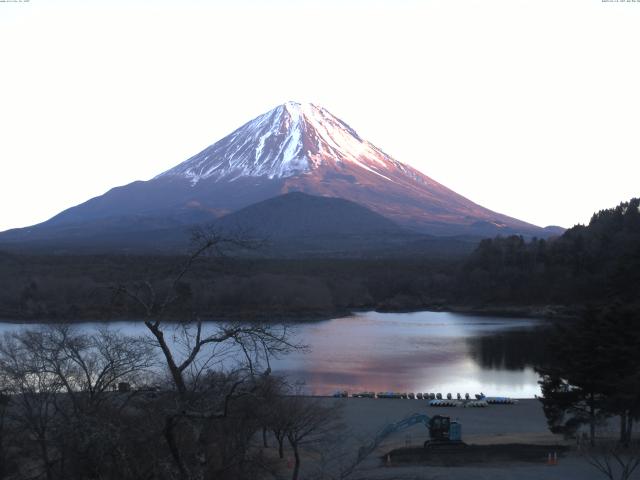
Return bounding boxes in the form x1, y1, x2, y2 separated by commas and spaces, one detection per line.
459, 197, 640, 308
536, 304, 640, 447
0, 198, 638, 322
0, 254, 458, 321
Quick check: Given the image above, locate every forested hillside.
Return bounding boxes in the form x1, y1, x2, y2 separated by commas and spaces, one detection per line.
0, 198, 637, 322
458, 198, 640, 308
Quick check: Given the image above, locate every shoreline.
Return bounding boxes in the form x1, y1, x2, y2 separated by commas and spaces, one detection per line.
299, 394, 540, 401
0, 303, 580, 324
0, 311, 545, 400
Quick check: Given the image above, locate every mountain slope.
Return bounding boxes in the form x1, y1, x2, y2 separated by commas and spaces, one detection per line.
153, 101, 543, 236
210, 192, 477, 257
1, 101, 553, 249
214, 191, 403, 238
0, 192, 478, 257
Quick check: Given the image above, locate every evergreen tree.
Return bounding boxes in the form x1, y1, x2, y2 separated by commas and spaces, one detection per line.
537, 306, 640, 445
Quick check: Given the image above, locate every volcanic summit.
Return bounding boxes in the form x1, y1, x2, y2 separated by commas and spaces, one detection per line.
1, 101, 549, 250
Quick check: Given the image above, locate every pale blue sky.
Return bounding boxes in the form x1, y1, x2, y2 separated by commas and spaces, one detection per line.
1, 0, 638, 231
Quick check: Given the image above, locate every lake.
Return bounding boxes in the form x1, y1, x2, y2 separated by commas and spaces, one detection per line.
0, 311, 548, 398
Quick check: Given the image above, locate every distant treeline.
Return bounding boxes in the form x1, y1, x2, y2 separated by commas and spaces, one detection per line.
458, 197, 640, 308
0, 254, 458, 321
1, 198, 638, 322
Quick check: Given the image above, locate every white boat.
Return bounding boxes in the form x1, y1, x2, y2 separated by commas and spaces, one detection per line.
352, 391, 375, 398
463, 400, 488, 407
429, 399, 460, 407
485, 396, 518, 404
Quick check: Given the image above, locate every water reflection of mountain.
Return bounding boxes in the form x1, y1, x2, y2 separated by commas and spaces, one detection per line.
467, 328, 549, 370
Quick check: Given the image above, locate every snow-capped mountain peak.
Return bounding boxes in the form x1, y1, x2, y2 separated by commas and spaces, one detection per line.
156, 102, 406, 185
6, 101, 548, 239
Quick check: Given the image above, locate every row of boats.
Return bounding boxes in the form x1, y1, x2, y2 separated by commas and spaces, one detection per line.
333, 391, 518, 405
428, 397, 519, 407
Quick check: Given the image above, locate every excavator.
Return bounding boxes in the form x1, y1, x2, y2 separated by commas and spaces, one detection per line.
356, 413, 464, 464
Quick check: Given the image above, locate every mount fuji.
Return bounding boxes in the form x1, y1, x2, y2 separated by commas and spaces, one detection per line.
0, 102, 557, 252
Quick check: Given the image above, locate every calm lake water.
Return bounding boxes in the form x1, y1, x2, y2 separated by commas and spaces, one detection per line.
0, 311, 548, 398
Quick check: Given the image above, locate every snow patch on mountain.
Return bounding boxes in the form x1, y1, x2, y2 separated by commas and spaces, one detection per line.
156, 101, 414, 185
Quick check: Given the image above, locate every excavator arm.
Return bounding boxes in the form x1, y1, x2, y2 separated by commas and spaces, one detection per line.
356, 413, 430, 462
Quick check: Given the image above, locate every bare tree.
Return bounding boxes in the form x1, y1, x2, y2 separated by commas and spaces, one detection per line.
279, 396, 343, 480
0, 332, 64, 480
112, 227, 304, 479
113, 228, 298, 394
17, 325, 154, 413
580, 440, 640, 480
0, 391, 8, 478
0, 231, 305, 480
268, 396, 290, 460
0, 326, 159, 480
310, 429, 379, 480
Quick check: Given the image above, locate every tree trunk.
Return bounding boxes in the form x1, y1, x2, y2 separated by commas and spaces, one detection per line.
262, 426, 268, 448
39, 437, 53, 480
627, 416, 633, 446
589, 394, 596, 447
621, 412, 628, 445
291, 442, 300, 480
278, 436, 284, 459
163, 415, 189, 480
145, 321, 187, 395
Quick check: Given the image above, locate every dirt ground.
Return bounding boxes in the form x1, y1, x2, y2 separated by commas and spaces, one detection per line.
387, 443, 571, 465
272, 398, 637, 480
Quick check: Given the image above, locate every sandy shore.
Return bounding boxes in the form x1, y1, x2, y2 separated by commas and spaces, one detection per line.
276, 398, 629, 480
